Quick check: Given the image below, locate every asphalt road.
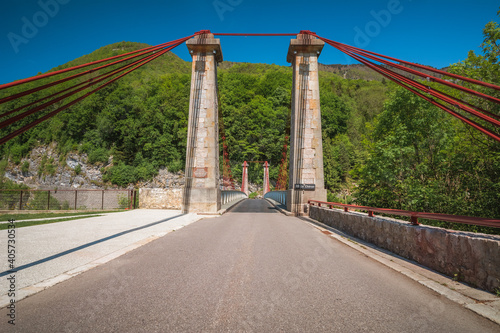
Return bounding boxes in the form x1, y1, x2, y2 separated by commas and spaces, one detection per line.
1, 199, 498, 332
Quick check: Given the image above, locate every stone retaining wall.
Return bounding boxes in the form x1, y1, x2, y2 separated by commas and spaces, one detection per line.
139, 188, 182, 210
309, 206, 500, 293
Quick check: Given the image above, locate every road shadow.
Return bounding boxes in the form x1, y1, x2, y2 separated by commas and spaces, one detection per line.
227, 199, 282, 214
0, 214, 185, 277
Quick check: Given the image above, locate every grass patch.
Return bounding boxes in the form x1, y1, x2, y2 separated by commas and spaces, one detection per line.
0, 210, 123, 222
0, 215, 103, 230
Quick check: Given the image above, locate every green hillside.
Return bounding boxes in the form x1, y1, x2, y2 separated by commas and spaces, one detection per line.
0, 41, 388, 192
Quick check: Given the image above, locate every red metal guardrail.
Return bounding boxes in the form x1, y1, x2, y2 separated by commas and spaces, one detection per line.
308, 200, 500, 229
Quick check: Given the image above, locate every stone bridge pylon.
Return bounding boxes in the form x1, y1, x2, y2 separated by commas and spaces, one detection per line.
182, 32, 222, 214
286, 32, 327, 215
182, 32, 327, 215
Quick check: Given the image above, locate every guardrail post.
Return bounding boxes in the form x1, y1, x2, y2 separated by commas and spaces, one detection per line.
411, 216, 419, 225
101, 190, 105, 210
344, 207, 348, 212
75, 190, 78, 210
368, 211, 374, 217
19, 191, 23, 210
47, 190, 51, 210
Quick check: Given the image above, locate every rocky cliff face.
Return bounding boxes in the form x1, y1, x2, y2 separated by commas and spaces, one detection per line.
4, 144, 186, 190
4, 143, 104, 189
4, 144, 264, 192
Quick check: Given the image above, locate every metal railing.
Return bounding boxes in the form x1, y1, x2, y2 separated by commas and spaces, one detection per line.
0, 189, 138, 211
308, 200, 500, 228
264, 191, 287, 206
221, 190, 247, 205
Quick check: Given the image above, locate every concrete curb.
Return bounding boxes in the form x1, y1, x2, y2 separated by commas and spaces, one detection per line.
264, 198, 294, 216
302, 217, 500, 326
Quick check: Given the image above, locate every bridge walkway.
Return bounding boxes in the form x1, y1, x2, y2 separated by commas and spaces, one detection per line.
1, 199, 498, 332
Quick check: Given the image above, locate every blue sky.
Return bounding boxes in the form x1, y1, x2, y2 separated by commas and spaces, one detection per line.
0, 0, 498, 84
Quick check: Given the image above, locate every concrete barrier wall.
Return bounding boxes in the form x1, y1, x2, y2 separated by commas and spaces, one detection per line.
139, 188, 182, 209
264, 191, 287, 206
221, 191, 247, 205
309, 206, 500, 293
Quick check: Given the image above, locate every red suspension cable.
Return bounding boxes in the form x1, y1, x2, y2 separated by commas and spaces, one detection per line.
0, 39, 186, 144
0, 36, 193, 92
332, 43, 500, 127
0, 38, 191, 105
0, 44, 182, 130
0, 47, 171, 120
338, 45, 500, 142
340, 43, 500, 106
307, 32, 500, 92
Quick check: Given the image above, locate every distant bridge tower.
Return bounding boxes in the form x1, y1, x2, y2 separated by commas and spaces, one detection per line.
241, 161, 249, 195
286, 32, 327, 215
263, 161, 270, 195
182, 32, 223, 214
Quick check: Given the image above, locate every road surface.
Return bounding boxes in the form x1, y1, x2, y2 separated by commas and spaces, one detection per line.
1, 199, 498, 332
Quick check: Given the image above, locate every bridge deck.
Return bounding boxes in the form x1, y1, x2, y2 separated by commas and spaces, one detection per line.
1, 199, 498, 332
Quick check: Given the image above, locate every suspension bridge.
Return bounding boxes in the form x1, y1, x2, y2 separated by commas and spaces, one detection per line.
1, 30, 500, 331
1, 30, 500, 216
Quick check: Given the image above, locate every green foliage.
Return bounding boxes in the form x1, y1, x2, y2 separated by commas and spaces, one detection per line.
21, 161, 29, 174
74, 164, 82, 175
248, 192, 259, 199
352, 10, 500, 234
102, 163, 136, 187
118, 193, 130, 209
0, 215, 101, 230
9, 143, 30, 164
88, 148, 109, 165
26, 191, 62, 210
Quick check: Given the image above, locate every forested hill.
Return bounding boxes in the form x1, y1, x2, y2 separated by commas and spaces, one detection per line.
0, 41, 388, 192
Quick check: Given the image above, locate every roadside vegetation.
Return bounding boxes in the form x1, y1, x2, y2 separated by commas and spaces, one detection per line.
0, 215, 102, 230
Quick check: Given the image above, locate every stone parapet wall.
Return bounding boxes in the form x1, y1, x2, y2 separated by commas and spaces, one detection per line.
309, 206, 500, 293
139, 188, 182, 210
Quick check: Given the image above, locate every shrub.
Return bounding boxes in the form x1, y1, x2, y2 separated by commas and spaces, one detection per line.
88, 148, 109, 164
27, 191, 61, 210
118, 194, 130, 209
102, 163, 137, 187
21, 161, 30, 174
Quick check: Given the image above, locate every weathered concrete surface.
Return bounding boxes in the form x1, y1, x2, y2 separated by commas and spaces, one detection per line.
287, 33, 327, 215
182, 32, 222, 214
309, 206, 500, 293
138, 188, 182, 209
